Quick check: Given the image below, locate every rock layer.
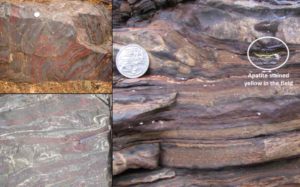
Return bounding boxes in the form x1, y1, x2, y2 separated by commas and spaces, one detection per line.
113, 0, 300, 186
0, 94, 111, 186
0, 0, 112, 93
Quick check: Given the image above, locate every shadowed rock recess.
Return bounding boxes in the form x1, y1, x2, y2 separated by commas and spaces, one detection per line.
113, 0, 300, 186
0, 95, 111, 186
0, 0, 112, 93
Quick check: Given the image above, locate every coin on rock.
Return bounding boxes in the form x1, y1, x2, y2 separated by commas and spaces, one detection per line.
116, 44, 149, 79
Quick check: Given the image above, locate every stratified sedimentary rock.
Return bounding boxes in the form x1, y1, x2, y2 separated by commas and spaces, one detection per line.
0, 0, 112, 93
0, 94, 111, 186
113, 0, 300, 186
113, 143, 160, 175
114, 158, 300, 187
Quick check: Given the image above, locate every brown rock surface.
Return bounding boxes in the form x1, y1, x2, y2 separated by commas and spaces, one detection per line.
0, 94, 112, 186
114, 158, 300, 187
113, 0, 300, 186
0, 0, 112, 93
0, 80, 111, 93
113, 143, 160, 175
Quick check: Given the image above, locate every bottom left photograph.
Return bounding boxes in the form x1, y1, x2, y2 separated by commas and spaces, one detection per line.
0, 94, 111, 187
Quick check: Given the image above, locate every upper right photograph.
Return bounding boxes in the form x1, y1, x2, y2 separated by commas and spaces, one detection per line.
113, 0, 300, 186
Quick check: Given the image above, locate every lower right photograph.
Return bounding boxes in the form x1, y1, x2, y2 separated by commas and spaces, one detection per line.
112, 0, 300, 186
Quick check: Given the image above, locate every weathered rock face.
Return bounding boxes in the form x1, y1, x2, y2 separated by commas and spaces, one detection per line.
113, 0, 300, 186
113, 0, 300, 79
0, 94, 111, 186
0, 0, 112, 93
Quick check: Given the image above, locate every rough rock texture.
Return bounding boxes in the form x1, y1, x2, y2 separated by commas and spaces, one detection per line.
0, 0, 112, 93
0, 94, 111, 186
113, 0, 300, 186
0, 80, 111, 93
113, 143, 159, 175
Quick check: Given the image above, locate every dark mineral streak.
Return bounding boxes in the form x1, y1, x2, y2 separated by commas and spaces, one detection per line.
113, 0, 300, 186
0, 94, 111, 187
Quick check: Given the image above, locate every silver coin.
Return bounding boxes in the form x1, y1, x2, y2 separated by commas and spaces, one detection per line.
116, 44, 149, 79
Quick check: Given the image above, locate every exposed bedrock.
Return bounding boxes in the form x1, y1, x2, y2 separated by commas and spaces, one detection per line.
113, 0, 300, 186
114, 0, 300, 80
114, 158, 300, 186
0, 1, 112, 83
113, 143, 160, 175
0, 94, 112, 186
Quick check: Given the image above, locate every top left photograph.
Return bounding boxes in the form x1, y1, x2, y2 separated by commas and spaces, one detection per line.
0, 0, 112, 93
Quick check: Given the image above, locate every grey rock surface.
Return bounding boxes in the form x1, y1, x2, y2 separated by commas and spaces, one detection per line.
0, 94, 111, 187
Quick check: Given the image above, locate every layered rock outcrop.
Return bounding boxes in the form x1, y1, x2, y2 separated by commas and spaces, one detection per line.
113, 0, 300, 186
0, 94, 111, 186
0, 0, 112, 93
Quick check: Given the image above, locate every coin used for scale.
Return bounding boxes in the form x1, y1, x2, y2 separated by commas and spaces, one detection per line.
116, 44, 149, 79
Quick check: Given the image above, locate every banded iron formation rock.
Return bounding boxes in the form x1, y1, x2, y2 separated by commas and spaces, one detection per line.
0, 0, 112, 93
0, 94, 111, 186
113, 0, 300, 186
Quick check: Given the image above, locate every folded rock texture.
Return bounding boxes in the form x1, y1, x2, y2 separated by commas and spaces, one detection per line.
113, 0, 300, 186
0, 94, 111, 186
0, 0, 112, 93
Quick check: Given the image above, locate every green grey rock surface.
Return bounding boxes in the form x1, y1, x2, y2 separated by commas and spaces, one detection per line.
0, 94, 111, 187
